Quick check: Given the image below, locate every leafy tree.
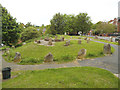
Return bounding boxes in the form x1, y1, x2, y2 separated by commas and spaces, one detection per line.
21, 27, 40, 42
93, 22, 115, 34
49, 13, 92, 35
75, 13, 92, 34
2, 6, 20, 46
25, 22, 32, 28
50, 13, 65, 35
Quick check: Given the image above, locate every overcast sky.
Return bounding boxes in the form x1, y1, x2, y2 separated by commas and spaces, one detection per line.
0, 0, 119, 26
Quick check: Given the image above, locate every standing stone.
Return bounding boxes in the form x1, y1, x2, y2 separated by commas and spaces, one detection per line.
77, 48, 87, 59
103, 44, 111, 55
87, 39, 90, 43
54, 36, 58, 42
14, 52, 21, 63
84, 37, 87, 40
64, 40, 70, 46
44, 53, 53, 62
48, 38, 52, 45
61, 37, 64, 41
78, 40, 81, 44
37, 40, 41, 44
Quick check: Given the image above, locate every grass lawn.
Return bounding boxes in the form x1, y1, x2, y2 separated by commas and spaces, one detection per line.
2, 67, 119, 88
3, 39, 115, 65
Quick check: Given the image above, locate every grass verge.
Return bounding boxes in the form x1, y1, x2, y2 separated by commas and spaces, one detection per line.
2, 67, 119, 88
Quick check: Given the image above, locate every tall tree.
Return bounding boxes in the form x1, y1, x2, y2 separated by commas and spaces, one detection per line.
2, 6, 20, 46
75, 13, 92, 34
50, 13, 65, 35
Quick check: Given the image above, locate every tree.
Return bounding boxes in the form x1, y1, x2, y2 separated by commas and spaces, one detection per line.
75, 13, 92, 34
50, 13, 65, 35
93, 22, 116, 34
25, 22, 32, 28
2, 6, 20, 46
21, 27, 40, 42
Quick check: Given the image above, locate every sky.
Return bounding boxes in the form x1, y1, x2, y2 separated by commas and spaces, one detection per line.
0, 0, 119, 26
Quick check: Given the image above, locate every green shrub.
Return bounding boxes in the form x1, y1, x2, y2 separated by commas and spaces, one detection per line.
21, 27, 40, 42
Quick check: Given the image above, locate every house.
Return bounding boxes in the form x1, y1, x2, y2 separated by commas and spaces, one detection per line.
108, 18, 120, 33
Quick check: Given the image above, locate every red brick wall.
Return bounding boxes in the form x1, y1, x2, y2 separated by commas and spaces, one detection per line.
117, 22, 120, 33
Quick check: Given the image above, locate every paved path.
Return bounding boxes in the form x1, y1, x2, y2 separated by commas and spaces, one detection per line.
1, 40, 119, 78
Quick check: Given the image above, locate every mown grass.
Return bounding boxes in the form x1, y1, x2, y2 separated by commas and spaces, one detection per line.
3, 39, 115, 65
2, 67, 119, 88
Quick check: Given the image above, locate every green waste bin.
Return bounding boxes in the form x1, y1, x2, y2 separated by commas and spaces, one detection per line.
2, 67, 11, 79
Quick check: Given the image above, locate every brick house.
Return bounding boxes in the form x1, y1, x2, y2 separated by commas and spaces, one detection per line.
108, 18, 120, 32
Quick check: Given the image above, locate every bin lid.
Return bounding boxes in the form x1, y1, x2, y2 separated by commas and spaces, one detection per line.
2, 67, 11, 71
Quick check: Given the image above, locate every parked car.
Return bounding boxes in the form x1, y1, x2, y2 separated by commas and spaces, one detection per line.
115, 36, 120, 42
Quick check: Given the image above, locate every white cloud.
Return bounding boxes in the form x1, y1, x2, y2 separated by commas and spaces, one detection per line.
0, 0, 119, 26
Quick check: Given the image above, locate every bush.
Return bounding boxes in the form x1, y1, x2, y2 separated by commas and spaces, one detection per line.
21, 27, 40, 42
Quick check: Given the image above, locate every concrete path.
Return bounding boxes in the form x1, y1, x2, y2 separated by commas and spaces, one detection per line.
1, 40, 119, 78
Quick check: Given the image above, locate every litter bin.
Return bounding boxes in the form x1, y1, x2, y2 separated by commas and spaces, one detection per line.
2, 67, 11, 79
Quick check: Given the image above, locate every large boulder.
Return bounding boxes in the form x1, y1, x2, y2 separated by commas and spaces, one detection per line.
14, 52, 21, 63
77, 48, 87, 59
64, 40, 70, 46
78, 40, 81, 44
103, 44, 111, 55
44, 53, 53, 62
